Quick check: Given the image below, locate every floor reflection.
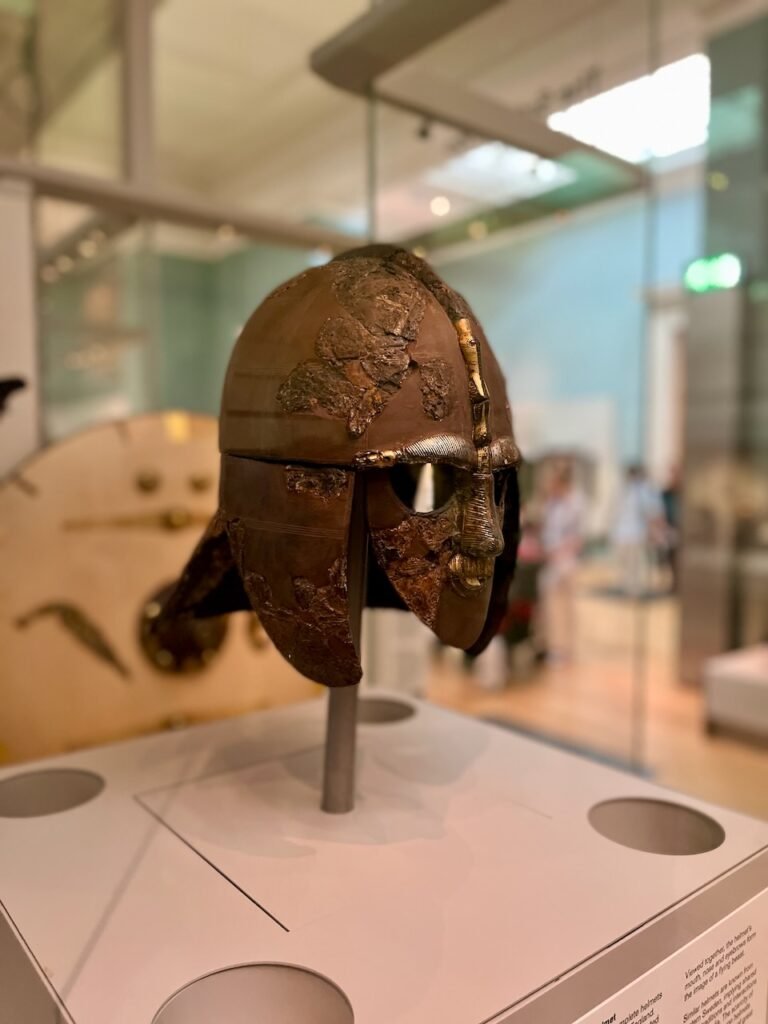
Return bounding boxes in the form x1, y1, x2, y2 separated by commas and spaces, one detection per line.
428, 560, 768, 821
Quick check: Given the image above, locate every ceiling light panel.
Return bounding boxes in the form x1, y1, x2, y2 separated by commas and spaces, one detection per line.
547, 54, 710, 164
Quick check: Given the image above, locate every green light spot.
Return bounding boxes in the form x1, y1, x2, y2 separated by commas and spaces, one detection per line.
712, 253, 742, 288
684, 253, 742, 292
684, 260, 711, 292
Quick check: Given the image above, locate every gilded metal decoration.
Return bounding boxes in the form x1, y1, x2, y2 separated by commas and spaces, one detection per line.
188, 473, 214, 493
62, 507, 210, 532
135, 469, 161, 494
419, 359, 453, 420
456, 317, 491, 446
285, 466, 348, 500
15, 602, 130, 680
157, 245, 520, 688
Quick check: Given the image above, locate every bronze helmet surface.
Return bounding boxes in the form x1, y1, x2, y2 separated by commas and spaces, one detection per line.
162, 245, 520, 687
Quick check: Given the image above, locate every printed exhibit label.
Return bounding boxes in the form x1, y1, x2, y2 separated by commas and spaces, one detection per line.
574, 889, 768, 1024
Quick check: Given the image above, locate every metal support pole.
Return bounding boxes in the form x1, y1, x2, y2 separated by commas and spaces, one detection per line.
321, 476, 367, 814
321, 684, 359, 814
121, 0, 154, 184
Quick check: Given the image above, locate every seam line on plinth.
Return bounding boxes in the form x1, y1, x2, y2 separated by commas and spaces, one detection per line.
134, 795, 291, 933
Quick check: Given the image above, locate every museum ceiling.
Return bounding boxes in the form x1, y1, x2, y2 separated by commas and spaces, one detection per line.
15, 0, 768, 253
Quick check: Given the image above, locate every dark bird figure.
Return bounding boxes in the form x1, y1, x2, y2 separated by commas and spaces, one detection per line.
0, 377, 26, 416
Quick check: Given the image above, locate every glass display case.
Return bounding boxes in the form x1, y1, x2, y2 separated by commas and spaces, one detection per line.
1, 0, 766, 812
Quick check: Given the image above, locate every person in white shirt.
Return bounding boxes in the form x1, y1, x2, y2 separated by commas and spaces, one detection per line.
539, 463, 586, 662
612, 464, 665, 596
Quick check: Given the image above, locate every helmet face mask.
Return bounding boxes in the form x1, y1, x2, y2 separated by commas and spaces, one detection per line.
365, 441, 514, 649
160, 246, 520, 688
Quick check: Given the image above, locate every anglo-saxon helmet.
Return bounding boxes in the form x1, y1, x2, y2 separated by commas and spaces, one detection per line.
161, 245, 520, 687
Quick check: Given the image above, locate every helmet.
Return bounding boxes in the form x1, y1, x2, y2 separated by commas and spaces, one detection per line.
161, 245, 520, 687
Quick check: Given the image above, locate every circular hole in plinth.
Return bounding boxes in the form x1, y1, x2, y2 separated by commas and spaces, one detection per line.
153, 964, 354, 1024
0, 769, 104, 818
357, 697, 415, 724
589, 798, 725, 855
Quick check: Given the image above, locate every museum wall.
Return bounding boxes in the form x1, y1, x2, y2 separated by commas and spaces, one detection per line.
440, 181, 703, 463
40, 239, 314, 437
210, 243, 312, 397
40, 184, 702, 462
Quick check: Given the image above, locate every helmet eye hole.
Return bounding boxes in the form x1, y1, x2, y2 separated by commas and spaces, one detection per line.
389, 463, 458, 513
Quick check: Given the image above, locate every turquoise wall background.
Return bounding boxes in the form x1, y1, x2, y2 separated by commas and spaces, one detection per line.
41, 240, 311, 435
42, 185, 703, 457
155, 255, 215, 413
156, 243, 311, 414
156, 241, 313, 413
439, 184, 703, 459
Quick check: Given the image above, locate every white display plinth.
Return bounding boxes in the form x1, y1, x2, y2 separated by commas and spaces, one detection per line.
705, 645, 768, 741
1, 697, 767, 1024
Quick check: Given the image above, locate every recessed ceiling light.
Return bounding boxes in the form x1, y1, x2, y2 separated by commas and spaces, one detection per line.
412, 245, 427, 258
426, 142, 573, 205
430, 195, 451, 217
78, 239, 98, 258
547, 53, 710, 164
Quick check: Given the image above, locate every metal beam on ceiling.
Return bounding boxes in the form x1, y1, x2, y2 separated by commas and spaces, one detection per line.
4, 0, 357, 254
0, 158, 358, 251
311, 0, 645, 186
310, 0, 506, 94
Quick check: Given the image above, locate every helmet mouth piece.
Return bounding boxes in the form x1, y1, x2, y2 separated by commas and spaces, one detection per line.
448, 553, 495, 594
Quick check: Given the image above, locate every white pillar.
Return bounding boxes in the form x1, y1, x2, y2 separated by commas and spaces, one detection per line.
0, 178, 40, 476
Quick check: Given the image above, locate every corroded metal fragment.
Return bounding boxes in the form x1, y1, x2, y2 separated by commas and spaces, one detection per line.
360, 345, 411, 387
333, 259, 426, 339
277, 259, 427, 437
316, 316, 370, 363
370, 512, 456, 628
243, 557, 359, 686
386, 249, 471, 323
419, 358, 453, 420
285, 466, 348, 500
277, 360, 362, 417
348, 387, 385, 437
